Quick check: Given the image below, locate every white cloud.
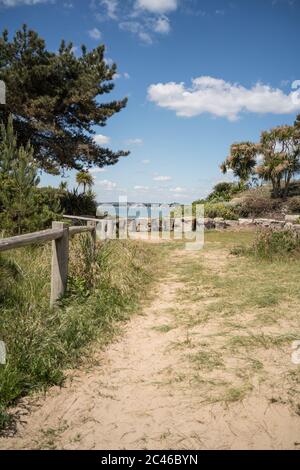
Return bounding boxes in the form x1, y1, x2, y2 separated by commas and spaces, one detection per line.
142, 159, 150, 164
170, 187, 186, 192
97, 179, 117, 190
134, 185, 149, 190
153, 175, 172, 181
126, 138, 143, 145
135, 0, 178, 14
94, 134, 110, 145
138, 30, 153, 44
124, 72, 130, 79
153, 16, 171, 34
101, 0, 118, 20
147, 76, 300, 121
0, 0, 49, 5
90, 167, 107, 174
88, 28, 102, 40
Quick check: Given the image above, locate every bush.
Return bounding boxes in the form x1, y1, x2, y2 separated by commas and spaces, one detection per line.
237, 195, 282, 218
207, 182, 242, 202
204, 202, 239, 220
286, 196, 300, 215
232, 228, 300, 261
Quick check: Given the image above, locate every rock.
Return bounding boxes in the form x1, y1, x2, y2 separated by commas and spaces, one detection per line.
224, 220, 239, 228
136, 218, 150, 232
292, 224, 300, 232
182, 217, 196, 232
215, 221, 229, 230
254, 218, 276, 227
151, 219, 160, 232
203, 218, 215, 229
174, 218, 183, 233
162, 218, 174, 232
213, 217, 224, 223
238, 218, 255, 226
285, 214, 300, 224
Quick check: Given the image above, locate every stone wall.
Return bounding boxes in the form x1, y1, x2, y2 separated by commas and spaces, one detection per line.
95, 215, 300, 238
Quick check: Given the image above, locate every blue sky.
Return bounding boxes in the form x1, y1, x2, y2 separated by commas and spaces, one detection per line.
1, 0, 300, 203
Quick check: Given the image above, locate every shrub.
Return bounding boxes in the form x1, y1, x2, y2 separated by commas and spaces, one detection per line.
237, 195, 282, 217
204, 202, 239, 220
207, 182, 242, 202
287, 196, 300, 215
232, 228, 300, 261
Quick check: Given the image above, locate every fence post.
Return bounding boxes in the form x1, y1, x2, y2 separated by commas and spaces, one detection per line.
87, 221, 97, 257
50, 222, 69, 307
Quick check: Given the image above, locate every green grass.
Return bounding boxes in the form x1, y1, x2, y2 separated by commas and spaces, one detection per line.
168, 230, 300, 409
0, 237, 159, 430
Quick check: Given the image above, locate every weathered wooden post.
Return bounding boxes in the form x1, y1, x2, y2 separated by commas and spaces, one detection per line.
50, 222, 69, 307
87, 220, 97, 257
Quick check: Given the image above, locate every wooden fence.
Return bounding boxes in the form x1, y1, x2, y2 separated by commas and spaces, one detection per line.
0, 221, 97, 307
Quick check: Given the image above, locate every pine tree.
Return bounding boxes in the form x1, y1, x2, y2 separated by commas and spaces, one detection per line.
0, 115, 41, 234
0, 25, 129, 175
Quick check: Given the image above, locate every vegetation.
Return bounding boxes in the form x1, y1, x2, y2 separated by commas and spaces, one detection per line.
232, 228, 300, 261
220, 117, 300, 199
206, 182, 241, 202
76, 170, 94, 194
221, 142, 257, 186
0, 25, 129, 174
168, 231, 300, 411
0, 238, 158, 429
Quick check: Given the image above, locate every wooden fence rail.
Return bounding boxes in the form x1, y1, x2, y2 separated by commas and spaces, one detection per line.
0, 221, 97, 307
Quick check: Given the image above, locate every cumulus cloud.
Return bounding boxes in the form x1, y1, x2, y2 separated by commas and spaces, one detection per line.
153, 16, 171, 34
0, 0, 49, 4
147, 76, 300, 121
97, 179, 117, 190
135, 0, 178, 14
88, 27, 102, 40
153, 175, 172, 181
93, 134, 110, 145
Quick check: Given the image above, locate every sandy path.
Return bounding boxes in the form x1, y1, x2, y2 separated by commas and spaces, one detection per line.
1, 245, 300, 450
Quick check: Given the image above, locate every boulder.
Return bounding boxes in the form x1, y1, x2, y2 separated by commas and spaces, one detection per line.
182, 217, 196, 232
174, 218, 183, 233
238, 218, 255, 226
136, 218, 150, 232
285, 214, 300, 224
203, 218, 215, 229
292, 224, 300, 233
224, 220, 239, 228
162, 218, 174, 232
151, 219, 160, 232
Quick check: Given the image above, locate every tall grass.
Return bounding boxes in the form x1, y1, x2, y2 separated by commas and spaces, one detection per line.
231, 228, 300, 261
0, 237, 157, 429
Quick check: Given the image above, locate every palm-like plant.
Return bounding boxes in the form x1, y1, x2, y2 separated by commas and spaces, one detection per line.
257, 126, 300, 198
221, 142, 258, 186
76, 170, 94, 194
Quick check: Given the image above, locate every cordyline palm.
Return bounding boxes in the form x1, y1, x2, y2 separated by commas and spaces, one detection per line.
256, 125, 300, 198
220, 142, 258, 186
76, 170, 94, 194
